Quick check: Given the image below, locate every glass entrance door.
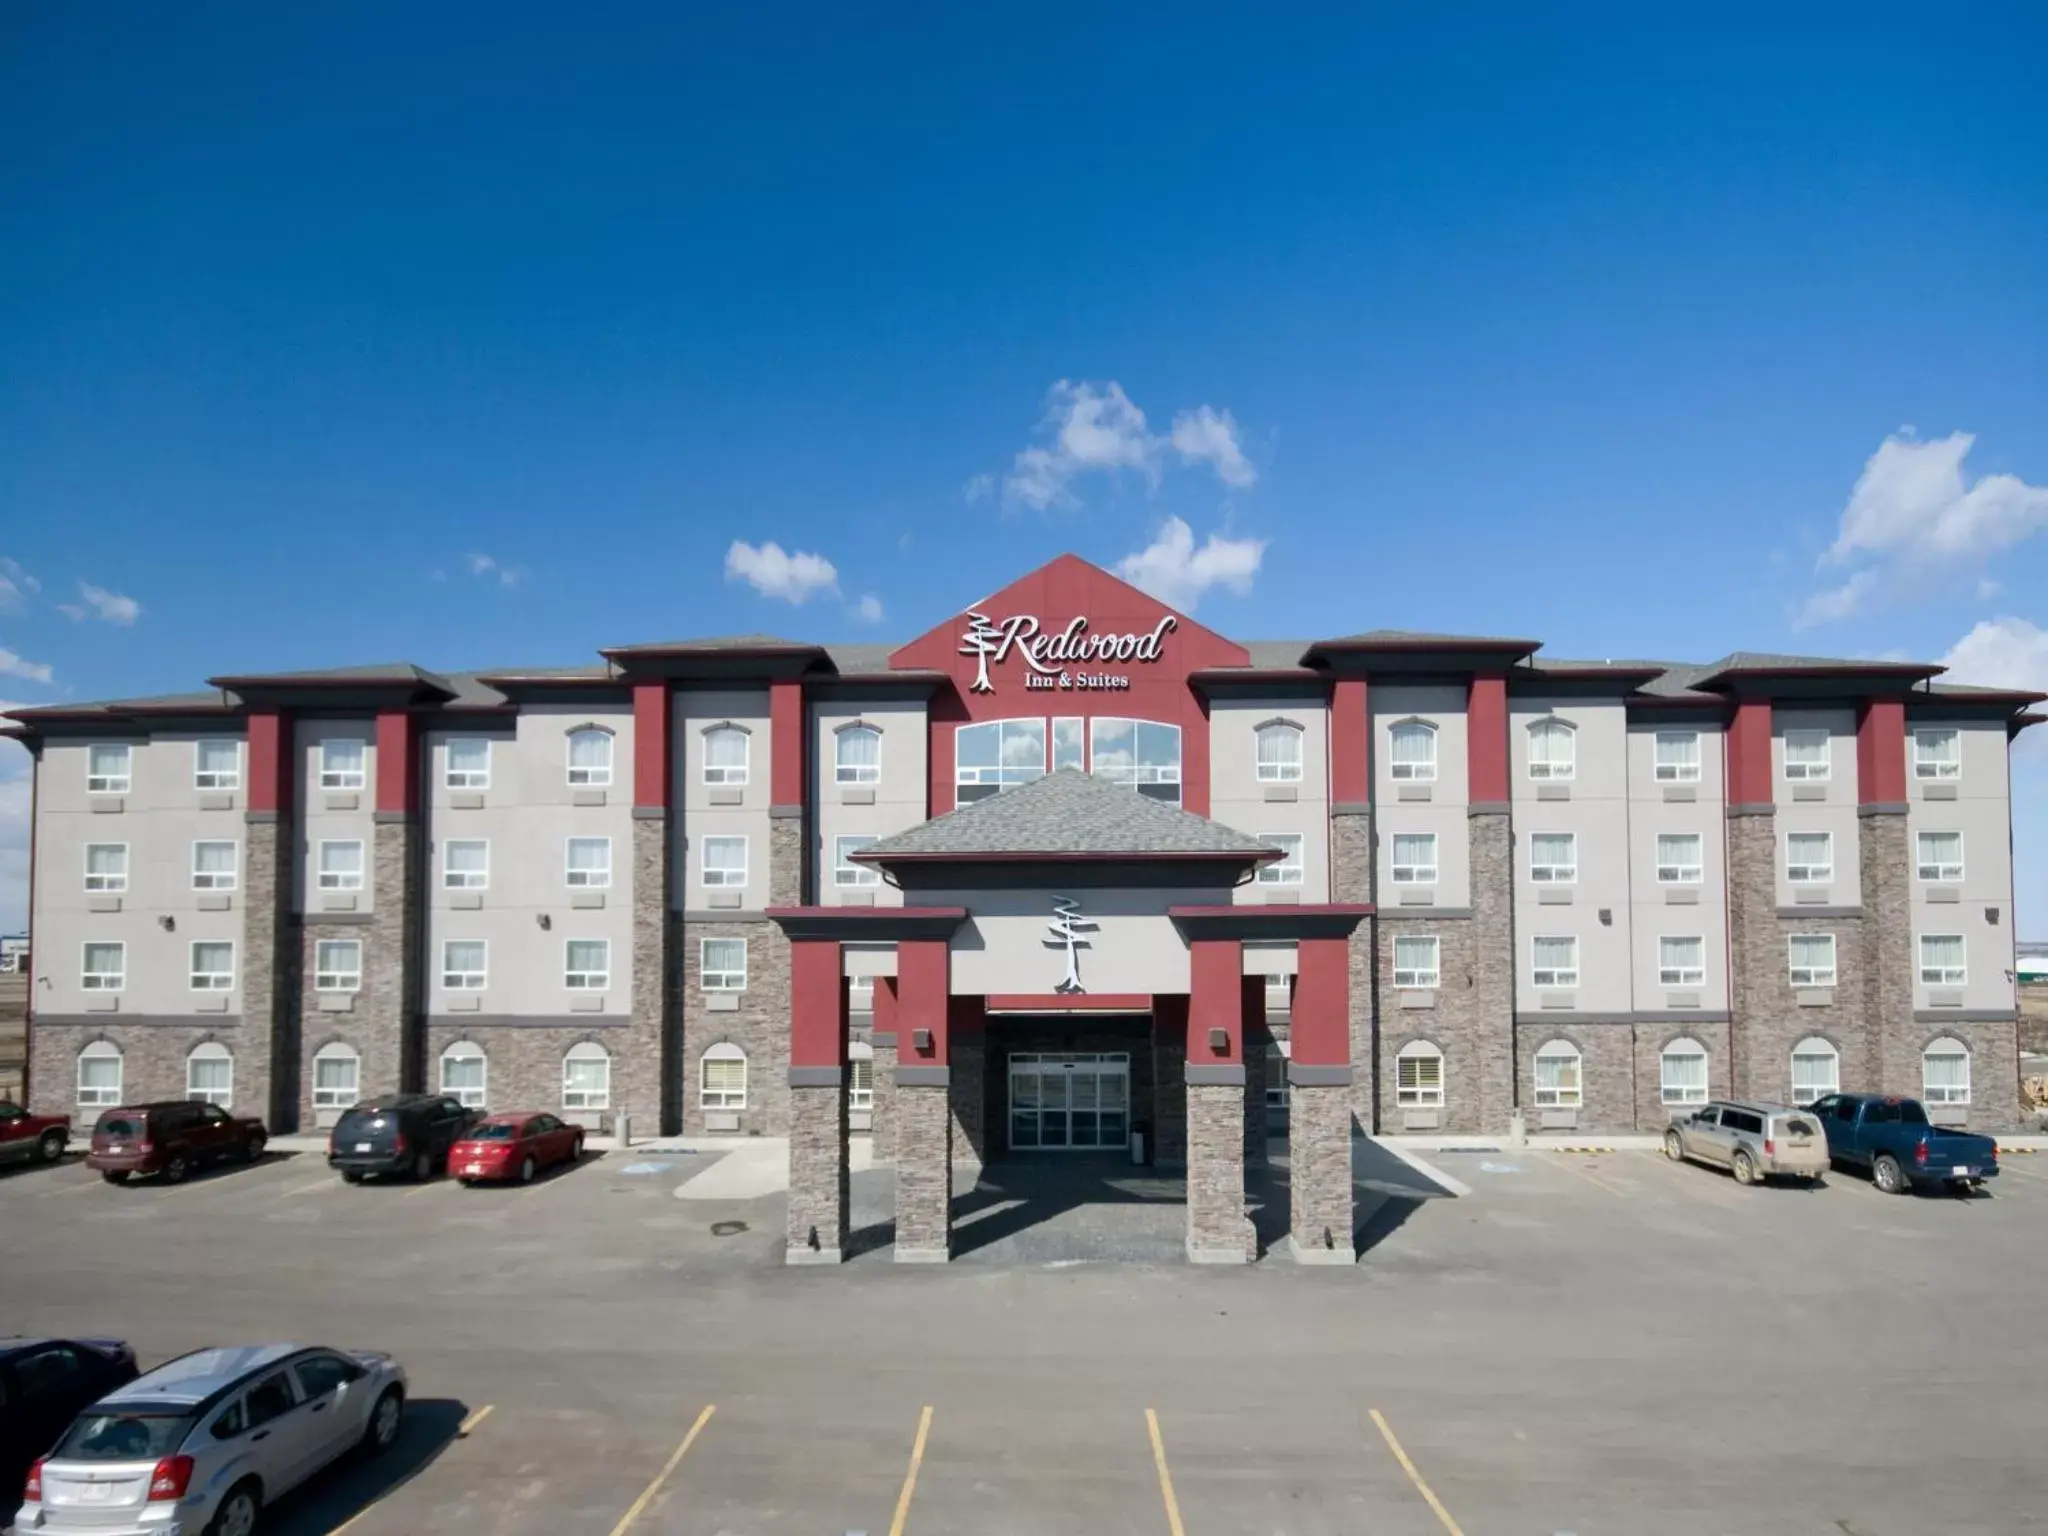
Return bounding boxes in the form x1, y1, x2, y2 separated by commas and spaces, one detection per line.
1008, 1053, 1130, 1151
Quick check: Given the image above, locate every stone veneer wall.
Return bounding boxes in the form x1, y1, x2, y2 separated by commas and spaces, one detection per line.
1184, 1079, 1254, 1261
371, 819, 423, 1090
629, 814, 675, 1138
243, 816, 291, 1128
420, 1022, 629, 1131
1514, 1021, 1633, 1135
1374, 914, 1484, 1135
1931, 1019, 2024, 1131
1152, 1031, 1187, 1165
1630, 1019, 1733, 1133
1468, 811, 1517, 1134
785, 1080, 848, 1260
1860, 811, 1920, 1103
895, 1082, 953, 1256
678, 917, 789, 1135
296, 920, 388, 1131
948, 1030, 986, 1165
868, 1040, 898, 1156
29, 1022, 254, 1119
1287, 1083, 1354, 1258
1329, 810, 1376, 1129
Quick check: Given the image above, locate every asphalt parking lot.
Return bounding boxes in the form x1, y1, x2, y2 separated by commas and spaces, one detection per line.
5, 1137, 2048, 1536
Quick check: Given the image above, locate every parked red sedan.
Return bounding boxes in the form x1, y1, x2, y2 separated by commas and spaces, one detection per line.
451, 1113, 584, 1185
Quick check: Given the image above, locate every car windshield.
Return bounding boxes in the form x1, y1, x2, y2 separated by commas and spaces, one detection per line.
94, 1114, 144, 1138
55, 1411, 194, 1460
1898, 1100, 1930, 1126
464, 1123, 519, 1141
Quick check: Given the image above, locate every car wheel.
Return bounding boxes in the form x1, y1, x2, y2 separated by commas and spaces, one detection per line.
364, 1386, 404, 1454
1873, 1153, 1906, 1194
36, 1129, 66, 1163
519, 1156, 536, 1184
243, 1133, 266, 1164
1731, 1150, 1757, 1186
570, 1135, 584, 1165
163, 1153, 191, 1184
207, 1478, 261, 1536
1663, 1130, 1684, 1163
102, 1169, 130, 1184
412, 1150, 433, 1182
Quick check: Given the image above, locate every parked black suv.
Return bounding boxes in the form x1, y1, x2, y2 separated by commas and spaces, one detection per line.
327, 1094, 480, 1182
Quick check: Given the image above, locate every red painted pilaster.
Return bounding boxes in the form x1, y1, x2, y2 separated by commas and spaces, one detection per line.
1726, 698, 1774, 806
632, 682, 671, 810
374, 710, 418, 815
898, 937, 951, 1065
770, 678, 805, 810
1857, 698, 1907, 804
1331, 677, 1370, 806
1290, 936, 1350, 1066
1467, 672, 1508, 804
872, 972, 898, 1039
1189, 937, 1244, 1064
245, 709, 291, 816
789, 938, 846, 1069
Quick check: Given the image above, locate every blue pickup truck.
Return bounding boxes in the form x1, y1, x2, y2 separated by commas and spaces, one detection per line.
1806, 1093, 1999, 1194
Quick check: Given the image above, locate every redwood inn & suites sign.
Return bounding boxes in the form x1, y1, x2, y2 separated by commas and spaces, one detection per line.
959, 612, 1178, 694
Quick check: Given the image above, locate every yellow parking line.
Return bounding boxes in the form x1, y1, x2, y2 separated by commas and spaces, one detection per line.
606, 1404, 715, 1536
459, 1404, 494, 1436
888, 1406, 933, 1536
1369, 1408, 1465, 1536
1144, 1409, 1187, 1536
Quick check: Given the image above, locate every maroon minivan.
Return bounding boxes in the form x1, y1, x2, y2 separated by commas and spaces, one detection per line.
86, 1101, 267, 1183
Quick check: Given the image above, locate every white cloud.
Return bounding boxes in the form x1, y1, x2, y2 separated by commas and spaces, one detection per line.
0, 648, 54, 685
464, 553, 527, 589
853, 593, 885, 623
58, 580, 141, 625
1796, 569, 1879, 627
1115, 516, 1266, 612
993, 380, 1257, 511
1168, 405, 1256, 488
724, 540, 840, 605
1939, 617, 2048, 695
0, 558, 38, 612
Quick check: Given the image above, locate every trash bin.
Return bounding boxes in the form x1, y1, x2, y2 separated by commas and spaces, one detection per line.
1129, 1129, 1147, 1166
614, 1112, 632, 1149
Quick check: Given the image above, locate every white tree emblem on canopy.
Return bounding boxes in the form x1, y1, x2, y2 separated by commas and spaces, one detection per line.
959, 611, 1001, 694
1045, 895, 1098, 994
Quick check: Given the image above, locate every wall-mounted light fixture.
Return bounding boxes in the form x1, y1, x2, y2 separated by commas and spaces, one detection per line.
159, 915, 176, 932
911, 1027, 932, 1053
536, 913, 552, 931
1208, 1027, 1229, 1053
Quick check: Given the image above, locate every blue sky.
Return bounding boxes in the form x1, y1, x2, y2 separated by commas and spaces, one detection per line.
3, 3, 2046, 935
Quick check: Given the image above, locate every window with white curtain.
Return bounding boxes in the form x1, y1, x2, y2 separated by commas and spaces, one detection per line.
318, 840, 365, 891
444, 737, 491, 790
443, 839, 489, 889
1787, 934, 1836, 987
1393, 935, 1440, 989
1790, 1037, 1839, 1105
87, 743, 132, 794
1255, 722, 1304, 783
848, 1040, 875, 1111
1659, 1039, 1709, 1105
566, 837, 612, 888
1391, 833, 1438, 884
701, 1043, 748, 1109
77, 1042, 123, 1107
81, 942, 125, 991
955, 718, 1048, 801
1090, 718, 1183, 802
1782, 729, 1830, 780
1526, 720, 1576, 780
318, 738, 365, 790
1913, 728, 1961, 781
1529, 832, 1577, 883
189, 941, 235, 992
1785, 832, 1833, 884
84, 843, 128, 893
703, 726, 750, 785
1533, 1041, 1582, 1107
1655, 833, 1702, 884
1531, 935, 1578, 988
314, 939, 362, 993
191, 840, 239, 891
1389, 722, 1438, 781
835, 725, 882, 785
701, 938, 747, 991
1396, 1041, 1445, 1106
701, 836, 748, 888
567, 729, 614, 787
834, 836, 879, 887
1653, 731, 1700, 782
1915, 831, 1964, 882
1256, 833, 1304, 885
563, 1042, 612, 1110
441, 940, 488, 990
1658, 935, 1705, 987
312, 1043, 360, 1109
187, 1042, 233, 1107
440, 1041, 487, 1108
194, 738, 242, 790
564, 939, 611, 990
1918, 934, 1966, 986
1922, 1038, 1971, 1105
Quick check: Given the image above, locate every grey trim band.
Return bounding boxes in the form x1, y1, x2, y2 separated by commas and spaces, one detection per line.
1330, 801, 1373, 818
372, 810, 413, 825
681, 909, 768, 923
1634, 1010, 1733, 1024
1468, 801, 1510, 817
1287, 1063, 1352, 1087
31, 1014, 242, 1028
1375, 907, 1473, 921
769, 804, 804, 820
1857, 802, 1910, 817
1184, 1063, 1247, 1086
895, 1065, 951, 1087
631, 805, 667, 820
1513, 1012, 1636, 1026
1914, 1008, 2020, 1023
1775, 906, 1863, 919
299, 911, 374, 926
868, 1030, 897, 1049
787, 1065, 845, 1088
245, 810, 281, 824
424, 1015, 629, 1029
1726, 802, 1776, 818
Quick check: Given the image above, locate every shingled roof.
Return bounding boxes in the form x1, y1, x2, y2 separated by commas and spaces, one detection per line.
855, 769, 1282, 862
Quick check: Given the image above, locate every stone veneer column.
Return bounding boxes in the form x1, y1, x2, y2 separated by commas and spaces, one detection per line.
1288, 934, 1355, 1264
786, 935, 849, 1264
241, 709, 295, 1128
367, 818, 422, 1091
868, 974, 899, 1158
629, 812, 674, 1137
1857, 700, 1918, 1102
1329, 673, 1376, 1132
1467, 672, 1516, 1135
1724, 699, 1779, 1103
1186, 936, 1254, 1263
893, 937, 953, 1261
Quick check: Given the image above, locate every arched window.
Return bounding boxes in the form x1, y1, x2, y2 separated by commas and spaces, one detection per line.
1090, 718, 1182, 802
77, 1041, 122, 1108
1922, 1037, 1971, 1106
1789, 1036, 1839, 1107
1659, 1037, 1709, 1106
1255, 721, 1303, 783
186, 1042, 233, 1108
701, 1043, 748, 1110
562, 1041, 611, 1111
311, 1043, 360, 1113
955, 719, 1047, 802
1396, 1040, 1445, 1107
835, 724, 882, 785
440, 1039, 488, 1109
1389, 721, 1437, 782
702, 725, 750, 786
1527, 719, 1576, 781
1532, 1040, 1582, 1107
848, 1039, 875, 1111
567, 728, 614, 787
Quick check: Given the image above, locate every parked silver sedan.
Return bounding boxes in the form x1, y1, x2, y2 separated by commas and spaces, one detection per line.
1663, 1099, 1830, 1186
14, 1343, 405, 1536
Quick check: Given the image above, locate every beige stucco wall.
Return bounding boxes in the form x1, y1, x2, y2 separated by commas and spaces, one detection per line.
1907, 719, 2017, 1014
809, 698, 929, 907
1207, 696, 1330, 904
673, 689, 772, 911
1373, 685, 1471, 907
1510, 698, 1631, 1014
1624, 722, 1730, 1013
296, 720, 378, 915
1770, 708, 1862, 907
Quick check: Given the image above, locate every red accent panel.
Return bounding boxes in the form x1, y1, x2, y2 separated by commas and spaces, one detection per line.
245, 710, 290, 815
1467, 672, 1508, 803
770, 679, 804, 808
789, 938, 845, 1068
632, 682, 671, 810
1291, 936, 1350, 1066
1857, 698, 1907, 803
1331, 678, 1369, 804
985, 993, 1152, 1013
374, 711, 417, 816
1726, 698, 1773, 805
1189, 937, 1244, 1063
897, 937, 951, 1065
872, 973, 898, 1036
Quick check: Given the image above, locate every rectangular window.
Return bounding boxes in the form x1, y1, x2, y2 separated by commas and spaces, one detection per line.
443, 839, 489, 890
1787, 933, 1836, 987
1256, 833, 1304, 885
1528, 832, 1577, 883
955, 718, 1048, 799
189, 941, 235, 992
314, 1051, 359, 1108
1785, 831, 1833, 884
445, 737, 491, 790
563, 1052, 611, 1110
187, 1051, 232, 1107
1923, 1045, 1970, 1105
702, 727, 750, 785
1393, 935, 1440, 989
701, 937, 747, 991
567, 729, 614, 786
194, 738, 242, 790
1389, 723, 1438, 781
849, 1056, 875, 1111
1915, 830, 1963, 883
701, 1055, 748, 1109
1532, 935, 1579, 988
565, 939, 611, 990
1655, 832, 1703, 884
319, 738, 365, 790
84, 842, 129, 893
442, 940, 488, 990
1255, 724, 1303, 783
318, 840, 365, 891
1090, 718, 1183, 802
1527, 721, 1576, 781
1533, 1049, 1582, 1108
1396, 1049, 1444, 1108
314, 939, 362, 993
701, 835, 748, 888
834, 726, 882, 785
1660, 1048, 1709, 1105
565, 836, 612, 889
88, 743, 132, 795
1390, 832, 1438, 885
1782, 728, 1830, 781
82, 941, 126, 991
834, 835, 880, 887
1653, 730, 1701, 782
1658, 935, 1705, 987
191, 840, 239, 891
1918, 933, 1966, 986
1913, 728, 1961, 781
1051, 717, 1084, 772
